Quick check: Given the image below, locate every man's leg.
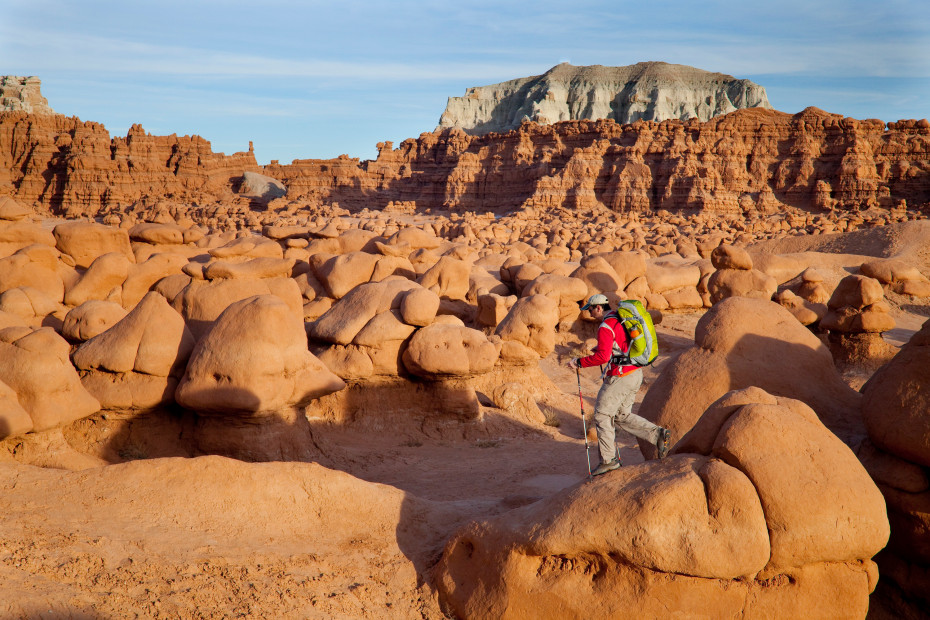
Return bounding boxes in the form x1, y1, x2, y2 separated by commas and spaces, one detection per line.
593, 376, 623, 464
612, 370, 663, 444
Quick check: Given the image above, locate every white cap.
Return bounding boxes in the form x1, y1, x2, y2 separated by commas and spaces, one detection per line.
581, 293, 609, 311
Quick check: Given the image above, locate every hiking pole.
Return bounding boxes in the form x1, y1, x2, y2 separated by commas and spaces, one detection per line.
576, 367, 593, 479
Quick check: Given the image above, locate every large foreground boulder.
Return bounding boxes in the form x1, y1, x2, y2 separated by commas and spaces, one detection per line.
176, 295, 345, 415
434, 389, 887, 618
637, 297, 862, 459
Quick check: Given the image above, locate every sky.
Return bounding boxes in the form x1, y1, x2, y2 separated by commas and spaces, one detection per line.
1, 0, 928, 165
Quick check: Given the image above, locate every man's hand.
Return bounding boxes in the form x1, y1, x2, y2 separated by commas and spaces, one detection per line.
564, 357, 579, 369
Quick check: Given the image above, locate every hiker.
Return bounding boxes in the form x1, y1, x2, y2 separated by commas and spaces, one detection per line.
565, 293, 671, 475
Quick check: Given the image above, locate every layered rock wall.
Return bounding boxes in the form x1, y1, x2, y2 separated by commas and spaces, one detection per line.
0, 113, 259, 216
268, 107, 930, 215
2, 106, 929, 219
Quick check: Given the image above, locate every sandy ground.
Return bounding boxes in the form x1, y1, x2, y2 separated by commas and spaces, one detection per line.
1, 222, 929, 618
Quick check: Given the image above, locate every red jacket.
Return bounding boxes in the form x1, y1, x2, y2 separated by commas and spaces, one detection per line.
578, 313, 639, 377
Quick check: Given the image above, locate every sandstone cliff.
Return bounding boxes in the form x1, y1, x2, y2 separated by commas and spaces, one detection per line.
0, 76, 55, 115
267, 107, 930, 215
2, 107, 929, 220
437, 62, 772, 135
0, 112, 259, 217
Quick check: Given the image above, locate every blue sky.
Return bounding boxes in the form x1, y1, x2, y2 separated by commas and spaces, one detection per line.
2, 0, 928, 164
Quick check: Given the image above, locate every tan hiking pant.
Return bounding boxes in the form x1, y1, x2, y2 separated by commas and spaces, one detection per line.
593, 368, 661, 463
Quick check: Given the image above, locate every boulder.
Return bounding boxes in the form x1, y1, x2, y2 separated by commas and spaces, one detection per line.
494, 294, 560, 357
402, 324, 499, 379
637, 297, 862, 458
208, 235, 283, 260
0, 250, 65, 302
120, 253, 190, 308
418, 255, 472, 301
52, 222, 134, 269
176, 295, 345, 414
171, 277, 303, 340
0, 327, 100, 432
61, 300, 129, 342
308, 279, 420, 345
711, 244, 753, 270
435, 388, 886, 619
64, 252, 131, 307
707, 268, 777, 304
313, 251, 380, 299
128, 222, 185, 245
203, 257, 296, 281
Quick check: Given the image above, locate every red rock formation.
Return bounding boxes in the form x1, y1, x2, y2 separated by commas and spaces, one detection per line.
0, 112, 259, 217
2, 107, 929, 220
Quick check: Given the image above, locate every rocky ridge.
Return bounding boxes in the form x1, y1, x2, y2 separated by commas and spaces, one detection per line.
437, 62, 772, 135
2, 107, 929, 222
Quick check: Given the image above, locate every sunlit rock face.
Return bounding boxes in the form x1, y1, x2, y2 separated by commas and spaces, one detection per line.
437, 61, 772, 135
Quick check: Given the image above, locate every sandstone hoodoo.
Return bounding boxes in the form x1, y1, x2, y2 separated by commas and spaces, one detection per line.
437, 62, 772, 135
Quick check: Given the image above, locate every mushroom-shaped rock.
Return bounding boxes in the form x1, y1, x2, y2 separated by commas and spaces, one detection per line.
53, 221, 134, 269
821, 275, 896, 365
176, 295, 345, 415
0, 327, 100, 432
61, 300, 129, 342
71, 292, 196, 410
402, 324, 499, 379
494, 294, 560, 357
435, 390, 887, 619
637, 297, 862, 458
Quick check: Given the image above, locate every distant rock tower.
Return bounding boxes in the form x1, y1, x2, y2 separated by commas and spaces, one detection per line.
0, 76, 55, 114
437, 61, 772, 135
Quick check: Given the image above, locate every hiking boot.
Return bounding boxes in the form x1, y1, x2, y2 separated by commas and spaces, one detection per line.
591, 458, 620, 476
656, 427, 671, 459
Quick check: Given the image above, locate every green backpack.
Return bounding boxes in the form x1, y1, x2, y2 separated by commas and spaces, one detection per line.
609, 300, 658, 367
